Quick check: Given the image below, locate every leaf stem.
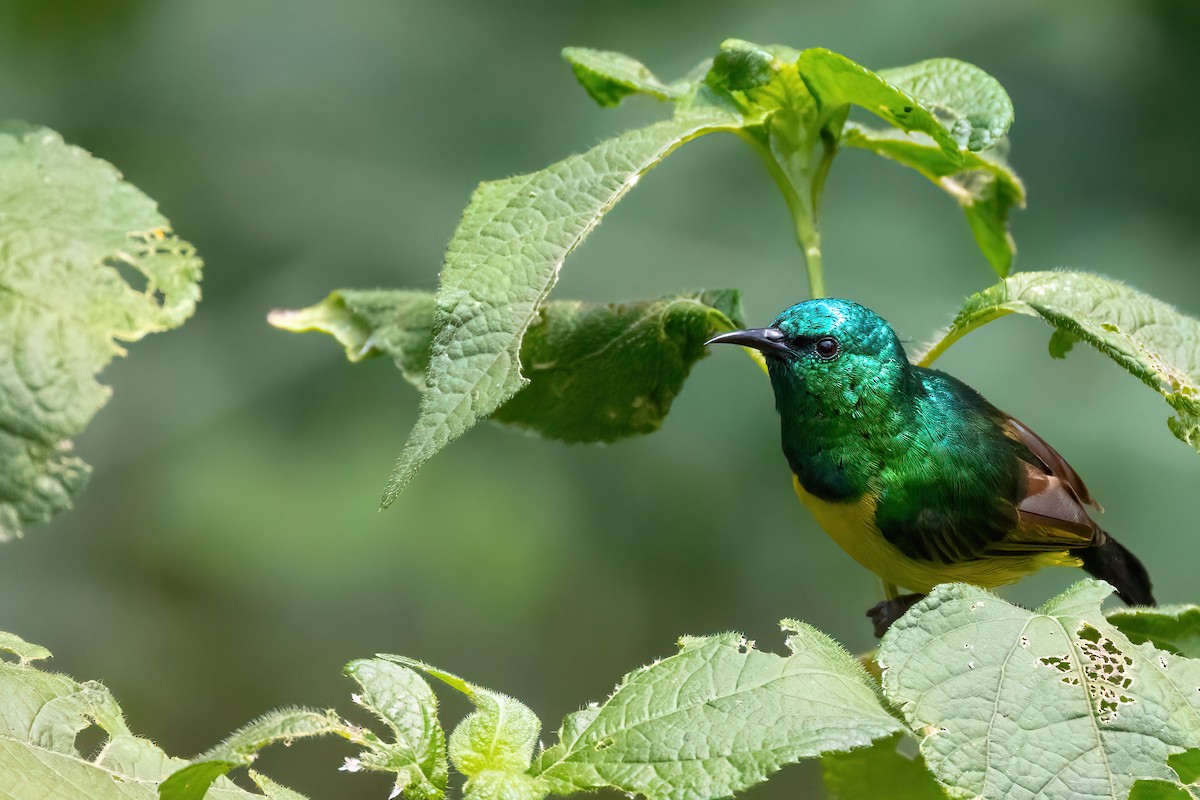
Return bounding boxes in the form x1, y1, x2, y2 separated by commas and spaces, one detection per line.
737, 128, 828, 299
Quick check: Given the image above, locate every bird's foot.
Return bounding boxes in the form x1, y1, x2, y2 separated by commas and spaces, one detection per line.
867, 593, 925, 638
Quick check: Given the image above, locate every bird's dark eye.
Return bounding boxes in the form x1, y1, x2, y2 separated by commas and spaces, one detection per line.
815, 336, 840, 360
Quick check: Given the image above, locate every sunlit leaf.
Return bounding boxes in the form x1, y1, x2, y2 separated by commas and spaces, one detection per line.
916, 271, 1200, 455
879, 581, 1200, 800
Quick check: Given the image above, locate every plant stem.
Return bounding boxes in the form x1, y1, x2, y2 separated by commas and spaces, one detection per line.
738, 128, 827, 299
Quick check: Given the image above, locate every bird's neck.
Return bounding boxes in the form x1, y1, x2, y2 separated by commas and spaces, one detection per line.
772, 359, 918, 503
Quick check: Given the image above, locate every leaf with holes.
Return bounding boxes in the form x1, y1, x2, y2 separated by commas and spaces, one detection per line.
879, 581, 1200, 800
270, 289, 743, 443
0, 632, 282, 800
529, 621, 902, 800
1109, 606, 1200, 660
0, 121, 202, 541
914, 271, 1200, 456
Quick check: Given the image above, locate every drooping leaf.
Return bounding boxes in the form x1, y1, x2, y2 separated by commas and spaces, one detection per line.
915, 271, 1200, 455
562, 48, 682, 107
381, 109, 742, 506
343, 658, 448, 800
158, 708, 346, 800
820, 733, 947, 800
841, 123, 1024, 276
272, 289, 743, 444
0, 122, 202, 540
530, 621, 902, 800
377, 656, 546, 800
878, 58, 1014, 152
1108, 606, 1200, 659
879, 581, 1200, 800
0, 632, 270, 800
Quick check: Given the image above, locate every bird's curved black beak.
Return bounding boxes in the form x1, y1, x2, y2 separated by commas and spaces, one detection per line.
705, 327, 792, 357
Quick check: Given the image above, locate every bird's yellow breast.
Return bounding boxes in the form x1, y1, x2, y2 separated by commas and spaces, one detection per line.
791, 475, 1077, 594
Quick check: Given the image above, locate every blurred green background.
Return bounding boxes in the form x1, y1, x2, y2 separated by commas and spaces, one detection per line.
2, 1, 1197, 797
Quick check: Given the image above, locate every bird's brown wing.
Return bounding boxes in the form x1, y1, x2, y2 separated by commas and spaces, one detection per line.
985, 414, 1105, 555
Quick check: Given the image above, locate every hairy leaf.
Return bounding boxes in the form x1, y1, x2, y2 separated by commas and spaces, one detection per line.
915, 271, 1200, 455
562, 48, 681, 107
0, 122, 202, 540
879, 581, 1200, 800
271, 289, 742, 443
821, 734, 947, 800
1109, 606, 1200, 660
530, 621, 901, 800
159, 709, 346, 800
382, 110, 742, 505
841, 123, 1024, 276
378, 657, 546, 800
343, 659, 448, 800
0, 632, 272, 800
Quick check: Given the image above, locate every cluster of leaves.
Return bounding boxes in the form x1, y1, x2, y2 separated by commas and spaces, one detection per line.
2, 582, 1197, 799
270, 40, 1200, 508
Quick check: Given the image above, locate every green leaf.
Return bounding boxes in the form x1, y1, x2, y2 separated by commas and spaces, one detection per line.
841, 123, 1025, 276
562, 48, 681, 107
796, 49, 962, 154
0, 121, 202, 540
914, 271, 1200, 455
821, 733, 947, 800
158, 708, 347, 800
879, 581, 1200, 800
0, 631, 267, 800
530, 621, 901, 800
381, 111, 741, 506
273, 289, 743, 444
343, 658, 448, 800
376, 657, 540, 777
248, 771, 310, 800
1109, 606, 1200, 659
0, 631, 53, 664
269, 290, 436, 386
878, 58, 1014, 152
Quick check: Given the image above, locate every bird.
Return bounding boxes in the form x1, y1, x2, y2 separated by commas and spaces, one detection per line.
706, 298, 1155, 636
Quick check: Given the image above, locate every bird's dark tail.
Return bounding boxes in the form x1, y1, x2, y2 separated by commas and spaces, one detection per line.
1079, 533, 1156, 606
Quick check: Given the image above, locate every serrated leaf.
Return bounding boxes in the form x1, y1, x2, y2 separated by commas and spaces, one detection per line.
821, 733, 947, 800
915, 271, 1200, 455
159, 708, 346, 800
0, 632, 263, 800
273, 289, 743, 444
1109, 606, 1200, 659
382, 112, 741, 506
879, 581, 1200, 800
841, 123, 1025, 276
562, 48, 681, 107
377, 656, 542, 784
530, 621, 901, 800
344, 658, 448, 800
0, 121, 202, 540
878, 58, 1014, 152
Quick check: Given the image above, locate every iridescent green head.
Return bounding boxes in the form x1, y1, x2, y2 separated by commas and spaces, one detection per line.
707, 298, 911, 411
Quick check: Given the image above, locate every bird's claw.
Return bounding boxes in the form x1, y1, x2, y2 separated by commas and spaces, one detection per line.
867, 593, 925, 638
